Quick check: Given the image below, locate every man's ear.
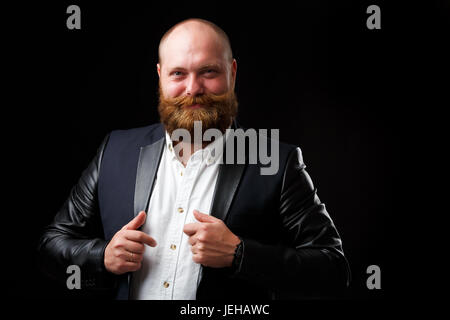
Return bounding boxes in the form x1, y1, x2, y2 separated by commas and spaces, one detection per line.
231, 59, 237, 88
157, 63, 161, 78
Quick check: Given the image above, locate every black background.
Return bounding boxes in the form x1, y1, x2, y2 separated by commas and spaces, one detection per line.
4, 0, 447, 310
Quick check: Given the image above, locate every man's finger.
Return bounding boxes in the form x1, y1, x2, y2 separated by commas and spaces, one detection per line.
193, 210, 216, 223
121, 261, 142, 272
188, 235, 197, 246
118, 250, 143, 263
122, 211, 146, 231
124, 230, 157, 247
183, 222, 201, 236
123, 240, 146, 254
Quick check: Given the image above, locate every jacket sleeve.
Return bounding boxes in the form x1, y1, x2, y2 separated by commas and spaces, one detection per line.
232, 147, 351, 297
37, 134, 116, 292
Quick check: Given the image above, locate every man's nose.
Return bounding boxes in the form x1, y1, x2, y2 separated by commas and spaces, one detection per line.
185, 74, 204, 96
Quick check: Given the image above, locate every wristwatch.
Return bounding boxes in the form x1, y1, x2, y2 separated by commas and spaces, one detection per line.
231, 237, 244, 272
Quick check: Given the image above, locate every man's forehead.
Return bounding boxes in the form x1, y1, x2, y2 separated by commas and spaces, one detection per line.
162, 42, 225, 67
160, 22, 228, 65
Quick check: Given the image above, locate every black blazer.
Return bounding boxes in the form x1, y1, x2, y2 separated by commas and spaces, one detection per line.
38, 122, 350, 299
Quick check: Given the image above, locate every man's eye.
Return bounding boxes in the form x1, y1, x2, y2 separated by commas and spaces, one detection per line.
203, 69, 218, 77
173, 71, 183, 76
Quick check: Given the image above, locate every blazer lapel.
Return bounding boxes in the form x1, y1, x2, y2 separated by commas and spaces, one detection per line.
133, 137, 165, 218
210, 120, 247, 222
210, 163, 246, 222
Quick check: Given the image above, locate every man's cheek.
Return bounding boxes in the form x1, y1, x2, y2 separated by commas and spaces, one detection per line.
204, 78, 229, 95
163, 82, 185, 98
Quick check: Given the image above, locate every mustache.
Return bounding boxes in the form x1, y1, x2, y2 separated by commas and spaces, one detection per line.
158, 84, 238, 136
159, 91, 233, 109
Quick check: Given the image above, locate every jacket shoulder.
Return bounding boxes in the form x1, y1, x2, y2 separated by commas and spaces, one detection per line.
107, 123, 164, 148
278, 140, 299, 158
257, 132, 302, 167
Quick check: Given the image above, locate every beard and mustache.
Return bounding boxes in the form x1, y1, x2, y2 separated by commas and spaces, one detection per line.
158, 83, 238, 138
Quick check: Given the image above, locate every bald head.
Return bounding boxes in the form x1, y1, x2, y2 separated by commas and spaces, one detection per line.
158, 19, 233, 65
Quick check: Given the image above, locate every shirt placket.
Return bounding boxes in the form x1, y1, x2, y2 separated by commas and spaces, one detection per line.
161, 153, 203, 299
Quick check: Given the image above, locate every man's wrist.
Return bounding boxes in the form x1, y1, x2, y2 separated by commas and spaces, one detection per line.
231, 237, 244, 272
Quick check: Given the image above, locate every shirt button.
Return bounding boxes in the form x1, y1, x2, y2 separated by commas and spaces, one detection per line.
178, 207, 184, 213
163, 281, 170, 288
180, 171, 183, 176
169, 144, 173, 151
170, 244, 176, 250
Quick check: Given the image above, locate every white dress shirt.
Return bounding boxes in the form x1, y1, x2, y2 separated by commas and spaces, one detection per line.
130, 130, 228, 300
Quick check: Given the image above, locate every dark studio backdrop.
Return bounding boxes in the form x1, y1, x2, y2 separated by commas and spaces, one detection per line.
3, 0, 410, 308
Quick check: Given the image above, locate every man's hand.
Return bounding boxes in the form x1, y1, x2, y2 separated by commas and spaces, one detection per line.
183, 210, 241, 268
104, 211, 157, 275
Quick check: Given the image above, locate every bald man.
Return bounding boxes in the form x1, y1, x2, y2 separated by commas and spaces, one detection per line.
38, 19, 350, 300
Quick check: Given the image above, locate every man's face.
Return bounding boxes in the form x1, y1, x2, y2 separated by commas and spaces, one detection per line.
157, 22, 238, 136
158, 24, 236, 98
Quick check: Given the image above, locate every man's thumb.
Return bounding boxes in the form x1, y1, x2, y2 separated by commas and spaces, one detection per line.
122, 211, 147, 230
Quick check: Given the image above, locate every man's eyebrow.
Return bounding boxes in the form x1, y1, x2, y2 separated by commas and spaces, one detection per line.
168, 64, 223, 73
198, 64, 223, 70
168, 66, 188, 73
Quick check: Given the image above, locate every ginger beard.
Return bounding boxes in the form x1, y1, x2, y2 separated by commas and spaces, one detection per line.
158, 83, 238, 138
